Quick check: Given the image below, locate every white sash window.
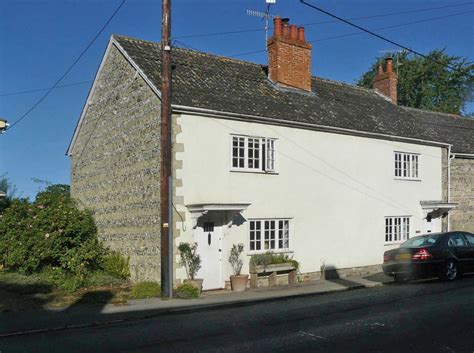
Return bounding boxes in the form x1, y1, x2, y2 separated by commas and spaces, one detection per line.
394, 152, 419, 179
231, 135, 277, 173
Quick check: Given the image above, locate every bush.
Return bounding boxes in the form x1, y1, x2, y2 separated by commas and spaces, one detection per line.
0, 185, 108, 278
178, 242, 201, 280
130, 281, 161, 299
102, 251, 130, 279
250, 252, 299, 271
176, 282, 199, 299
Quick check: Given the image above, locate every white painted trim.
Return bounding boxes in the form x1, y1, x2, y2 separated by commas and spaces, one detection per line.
67, 36, 163, 156
172, 105, 453, 149
112, 37, 162, 99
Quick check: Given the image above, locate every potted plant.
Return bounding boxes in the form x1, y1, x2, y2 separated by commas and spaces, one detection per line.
228, 243, 248, 292
178, 242, 203, 294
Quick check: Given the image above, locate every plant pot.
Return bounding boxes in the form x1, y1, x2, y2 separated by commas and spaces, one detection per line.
230, 274, 249, 292
184, 278, 203, 294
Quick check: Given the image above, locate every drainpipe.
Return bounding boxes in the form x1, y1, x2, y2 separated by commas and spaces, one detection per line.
447, 145, 453, 231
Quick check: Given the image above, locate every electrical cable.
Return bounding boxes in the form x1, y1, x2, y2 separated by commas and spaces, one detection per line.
230, 9, 474, 58
299, 0, 473, 77
173, 1, 474, 40
4, 7, 472, 98
7, 0, 126, 131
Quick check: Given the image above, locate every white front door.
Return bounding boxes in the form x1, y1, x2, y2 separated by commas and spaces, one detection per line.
423, 216, 441, 234
195, 218, 223, 290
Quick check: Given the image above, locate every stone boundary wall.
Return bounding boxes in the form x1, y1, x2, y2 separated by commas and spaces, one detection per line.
70, 44, 162, 282
450, 157, 474, 232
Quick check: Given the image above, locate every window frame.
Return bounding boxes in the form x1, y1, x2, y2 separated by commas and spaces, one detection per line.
230, 134, 277, 173
394, 151, 420, 180
248, 218, 291, 254
385, 216, 411, 245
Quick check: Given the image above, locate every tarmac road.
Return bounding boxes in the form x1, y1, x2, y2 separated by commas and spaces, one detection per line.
1, 276, 473, 353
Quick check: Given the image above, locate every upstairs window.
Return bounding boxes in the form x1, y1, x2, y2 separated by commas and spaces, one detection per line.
231, 135, 277, 172
394, 152, 419, 179
385, 216, 410, 244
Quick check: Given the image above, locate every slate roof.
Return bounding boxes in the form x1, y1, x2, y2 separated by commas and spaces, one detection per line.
114, 35, 474, 154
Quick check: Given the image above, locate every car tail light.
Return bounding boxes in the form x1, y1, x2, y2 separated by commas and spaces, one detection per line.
383, 254, 390, 263
412, 248, 432, 261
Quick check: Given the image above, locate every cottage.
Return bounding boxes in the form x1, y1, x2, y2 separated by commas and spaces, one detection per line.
67, 18, 474, 288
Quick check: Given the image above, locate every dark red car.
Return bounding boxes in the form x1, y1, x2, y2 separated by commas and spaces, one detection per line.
383, 231, 474, 283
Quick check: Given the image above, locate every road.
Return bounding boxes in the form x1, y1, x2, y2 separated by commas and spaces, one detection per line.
1, 276, 474, 353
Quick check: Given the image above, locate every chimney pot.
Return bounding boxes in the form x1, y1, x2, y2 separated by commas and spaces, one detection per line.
290, 24, 297, 40
273, 17, 282, 38
297, 27, 305, 42
377, 63, 383, 75
282, 18, 290, 37
385, 57, 393, 73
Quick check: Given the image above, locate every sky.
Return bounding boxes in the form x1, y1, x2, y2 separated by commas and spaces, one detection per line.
0, 0, 473, 199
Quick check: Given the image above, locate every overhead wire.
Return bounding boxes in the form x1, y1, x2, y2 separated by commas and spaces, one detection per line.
7, 0, 126, 131
173, 1, 474, 40
4, 6, 472, 99
230, 10, 474, 58
299, 0, 474, 77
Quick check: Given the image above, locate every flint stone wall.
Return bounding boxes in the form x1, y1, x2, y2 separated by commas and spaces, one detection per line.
70, 44, 162, 282
450, 157, 474, 232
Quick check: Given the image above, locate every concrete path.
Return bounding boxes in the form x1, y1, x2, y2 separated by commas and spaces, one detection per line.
0, 274, 393, 337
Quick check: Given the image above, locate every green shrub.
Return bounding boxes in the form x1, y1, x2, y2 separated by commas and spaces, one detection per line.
176, 282, 199, 299
36, 267, 85, 293
130, 281, 161, 299
0, 185, 107, 278
229, 243, 245, 276
101, 251, 130, 279
178, 242, 201, 280
250, 252, 299, 271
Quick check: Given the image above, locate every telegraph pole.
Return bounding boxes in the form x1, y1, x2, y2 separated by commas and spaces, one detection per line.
160, 0, 173, 299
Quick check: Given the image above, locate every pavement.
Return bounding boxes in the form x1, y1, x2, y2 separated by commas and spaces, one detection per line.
0, 273, 392, 337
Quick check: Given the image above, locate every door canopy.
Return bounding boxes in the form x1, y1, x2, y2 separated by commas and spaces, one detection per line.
420, 201, 457, 219
186, 203, 251, 228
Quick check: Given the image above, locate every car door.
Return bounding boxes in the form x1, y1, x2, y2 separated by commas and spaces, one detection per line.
447, 233, 470, 272
461, 232, 474, 272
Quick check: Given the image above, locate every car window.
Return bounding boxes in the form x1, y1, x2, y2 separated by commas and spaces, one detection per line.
463, 233, 474, 246
448, 233, 467, 247
401, 235, 441, 248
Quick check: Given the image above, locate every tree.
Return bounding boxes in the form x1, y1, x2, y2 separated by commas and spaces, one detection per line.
357, 49, 474, 115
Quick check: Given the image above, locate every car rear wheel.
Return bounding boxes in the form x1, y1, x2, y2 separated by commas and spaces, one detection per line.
394, 274, 410, 283
439, 259, 458, 281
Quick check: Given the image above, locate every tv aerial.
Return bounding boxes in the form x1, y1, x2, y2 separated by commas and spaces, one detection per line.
246, 0, 278, 49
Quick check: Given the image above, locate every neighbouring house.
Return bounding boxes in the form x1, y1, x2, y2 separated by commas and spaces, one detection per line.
67, 18, 474, 288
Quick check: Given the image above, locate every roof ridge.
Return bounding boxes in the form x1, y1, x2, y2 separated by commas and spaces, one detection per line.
399, 105, 471, 121
113, 34, 266, 67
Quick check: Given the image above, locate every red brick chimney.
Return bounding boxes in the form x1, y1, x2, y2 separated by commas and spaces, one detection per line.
268, 17, 312, 92
373, 58, 398, 104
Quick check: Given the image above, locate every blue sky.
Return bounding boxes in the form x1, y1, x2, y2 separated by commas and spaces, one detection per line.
0, 0, 473, 199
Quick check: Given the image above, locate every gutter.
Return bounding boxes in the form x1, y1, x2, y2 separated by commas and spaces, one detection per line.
172, 105, 453, 149
451, 153, 474, 159
447, 145, 452, 231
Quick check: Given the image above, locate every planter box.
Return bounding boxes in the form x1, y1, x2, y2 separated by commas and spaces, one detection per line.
249, 262, 297, 288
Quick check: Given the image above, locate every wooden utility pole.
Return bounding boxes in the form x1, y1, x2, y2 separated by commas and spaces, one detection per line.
160, 0, 173, 299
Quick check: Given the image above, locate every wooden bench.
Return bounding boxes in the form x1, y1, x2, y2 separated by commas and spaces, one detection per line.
249, 263, 297, 288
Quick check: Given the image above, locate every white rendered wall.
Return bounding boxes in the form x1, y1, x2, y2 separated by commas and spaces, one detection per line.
173, 113, 444, 284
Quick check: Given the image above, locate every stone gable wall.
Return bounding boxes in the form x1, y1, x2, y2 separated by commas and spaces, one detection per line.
450, 157, 474, 232
70, 44, 162, 282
